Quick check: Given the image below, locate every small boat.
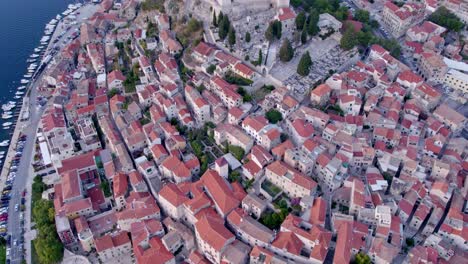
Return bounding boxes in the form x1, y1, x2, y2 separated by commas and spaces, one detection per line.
15, 91, 24, 96
2, 115, 13, 120
34, 48, 42, 52
23, 74, 32, 78
3, 127, 10, 130
26, 58, 36, 63
14, 96, 21, 100
30, 54, 39, 58
2, 102, 16, 111
0, 140, 9, 147
20, 79, 29, 84
0, 151, 5, 155
3, 112, 12, 115
2, 122, 12, 127
17, 86, 26, 90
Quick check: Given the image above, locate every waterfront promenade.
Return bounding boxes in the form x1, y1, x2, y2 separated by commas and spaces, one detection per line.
0, 3, 100, 263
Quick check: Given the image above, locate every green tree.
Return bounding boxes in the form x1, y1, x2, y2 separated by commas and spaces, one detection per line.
206, 64, 216, 74
340, 28, 358, 50
353, 252, 371, 264
228, 145, 245, 160
265, 109, 283, 124
229, 170, 241, 182
218, 14, 230, 40
429, 7, 464, 32
406, 238, 415, 247
273, 20, 282, 39
301, 28, 308, 44
279, 39, 294, 62
257, 49, 263, 65
265, 20, 283, 42
265, 23, 274, 42
357, 30, 373, 46
100, 180, 112, 197
333, 6, 349, 21
355, 9, 370, 24
307, 9, 320, 36
291, 0, 302, 8
295, 11, 306, 30
297, 51, 312, 76
212, 11, 217, 27
33, 199, 64, 264
245, 32, 251, 43
187, 18, 202, 32
228, 25, 236, 46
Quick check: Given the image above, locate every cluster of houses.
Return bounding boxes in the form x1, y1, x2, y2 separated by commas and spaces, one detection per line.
32, 0, 468, 263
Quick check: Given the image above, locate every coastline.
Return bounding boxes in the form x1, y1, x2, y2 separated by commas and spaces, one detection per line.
0, 2, 100, 263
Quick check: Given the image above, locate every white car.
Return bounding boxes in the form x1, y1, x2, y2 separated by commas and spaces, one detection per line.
14, 204, 19, 212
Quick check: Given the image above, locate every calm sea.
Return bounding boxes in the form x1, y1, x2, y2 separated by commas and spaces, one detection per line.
0, 0, 75, 141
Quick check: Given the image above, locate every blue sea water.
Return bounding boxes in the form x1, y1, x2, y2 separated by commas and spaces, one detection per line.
0, 0, 75, 141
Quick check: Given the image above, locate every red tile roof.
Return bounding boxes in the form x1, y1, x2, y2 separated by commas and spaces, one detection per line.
194, 209, 234, 251
201, 170, 240, 216
159, 183, 189, 207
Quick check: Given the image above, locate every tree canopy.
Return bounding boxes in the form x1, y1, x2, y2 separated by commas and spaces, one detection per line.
265, 20, 282, 42
33, 199, 64, 264
245, 32, 251, 43
228, 25, 236, 46
429, 7, 464, 32
279, 39, 294, 62
295, 11, 307, 30
307, 9, 320, 36
353, 252, 371, 264
265, 109, 283, 124
297, 51, 312, 76
301, 28, 308, 44
354, 9, 370, 24
228, 144, 245, 161
212, 11, 217, 27
218, 14, 231, 40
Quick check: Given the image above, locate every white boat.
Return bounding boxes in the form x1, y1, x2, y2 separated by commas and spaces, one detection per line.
14, 96, 21, 100
40, 36, 50, 43
17, 86, 26, 90
28, 64, 37, 70
26, 58, 36, 63
30, 54, 39, 58
34, 48, 41, 52
1, 122, 12, 127
20, 79, 29, 84
2, 114, 13, 120
56, 14, 62, 20
3, 112, 12, 115
0, 140, 9, 147
2, 102, 16, 111
0, 151, 5, 155
15, 91, 24, 96
23, 74, 32, 78
2, 127, 10, 130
